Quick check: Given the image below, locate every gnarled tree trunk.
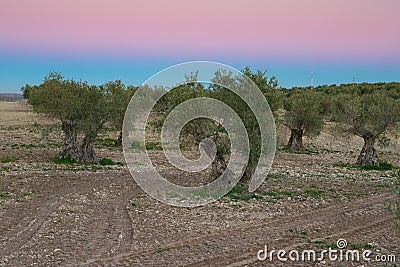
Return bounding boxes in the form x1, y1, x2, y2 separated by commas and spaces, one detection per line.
115, 130, 123, 147
202, 136, 228, 185
78, 135, 99, 163
287, 128, 305, 152
208, 152, 227, 183
58, 121, 80, 160
356, 136, 379, 166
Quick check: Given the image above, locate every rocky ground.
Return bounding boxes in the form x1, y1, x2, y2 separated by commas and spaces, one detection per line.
0, 102, 399, 266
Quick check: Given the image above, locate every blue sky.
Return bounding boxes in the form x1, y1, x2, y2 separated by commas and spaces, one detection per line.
1, 53, 399, 93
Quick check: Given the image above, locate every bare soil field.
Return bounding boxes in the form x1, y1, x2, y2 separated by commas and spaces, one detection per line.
0, 102, 399, 266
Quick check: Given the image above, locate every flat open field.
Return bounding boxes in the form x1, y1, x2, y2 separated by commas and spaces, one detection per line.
0, 101, 399, 266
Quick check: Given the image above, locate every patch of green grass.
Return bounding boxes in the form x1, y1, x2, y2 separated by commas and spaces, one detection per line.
96, 137, 117, 148
0, 192, 10, 198
131, 202, 137, 207
0, 156, 19, 163
99, 157, 114, 165
145, 141, 163, 150
99, 157, 123, 166
227, 184, 263, 201
303, 189, 325, 198
91, 165, 98, 172
361, 161, 395, 171
363, 243, 374, 249
156, 246, 171, 253
228, 184, 245, 194
52, 156, 76, 164
300, 231, 308, 236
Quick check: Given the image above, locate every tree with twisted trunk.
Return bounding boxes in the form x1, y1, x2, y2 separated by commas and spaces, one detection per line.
210, 67, 281, 189
26, 73, 128, 162
335, 91, 400, 166
282, 89, 327, 152
28, 73, 85, 161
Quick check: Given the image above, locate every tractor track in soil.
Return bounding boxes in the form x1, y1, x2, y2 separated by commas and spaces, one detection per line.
83, 192, 395, 266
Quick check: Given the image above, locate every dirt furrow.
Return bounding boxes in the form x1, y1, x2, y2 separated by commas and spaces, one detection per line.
83, 192, 393, 266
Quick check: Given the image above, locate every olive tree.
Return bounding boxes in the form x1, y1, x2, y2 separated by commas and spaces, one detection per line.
27, 72, 123, 162
149, 67, 279, 192
283, 89, 326, 151
28, 72, 86, 160
100, 81, 136, 146
21, 84, 33, 99
241, 66, 283, 113
210, 67, 280, 189
335, 91, 400, 166
76, 84, 109, 162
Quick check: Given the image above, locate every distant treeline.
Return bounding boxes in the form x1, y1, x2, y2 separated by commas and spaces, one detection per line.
286, 82, 400, 97
0, 93, 24, 102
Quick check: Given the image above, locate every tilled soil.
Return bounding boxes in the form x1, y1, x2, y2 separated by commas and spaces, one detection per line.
0, 102, 399, 266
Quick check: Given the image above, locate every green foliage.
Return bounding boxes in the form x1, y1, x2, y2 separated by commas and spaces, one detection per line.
76, 83, 114, 160
335, 91, 399, 139
241, 66, 284, 112
20, 84, 32, 99
52, 156, 76, 164
99, 158, 123, 166
303, 189, 325, 198
145, 142, 163, 150
155, 246, 171, 253
333, 90, 400, 165
101, 81, 136, 131
227, 183, 263, 200
361, 161, 394, 171
149, 67, 278, 189
27, 73, 135, 162
310, 82, 400, 99
29, 72, 86, 124
283, 89, 326, 137
211, 69, 268, 183
0, 156, 19, 163
228, 183, 246, 194
98, 157, 114, 165
96, 137, 118, 148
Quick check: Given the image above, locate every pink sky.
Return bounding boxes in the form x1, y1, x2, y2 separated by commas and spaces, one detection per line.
1, 0, 399, 62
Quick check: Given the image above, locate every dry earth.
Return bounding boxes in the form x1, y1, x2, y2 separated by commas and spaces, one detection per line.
0, 102, 399, 266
